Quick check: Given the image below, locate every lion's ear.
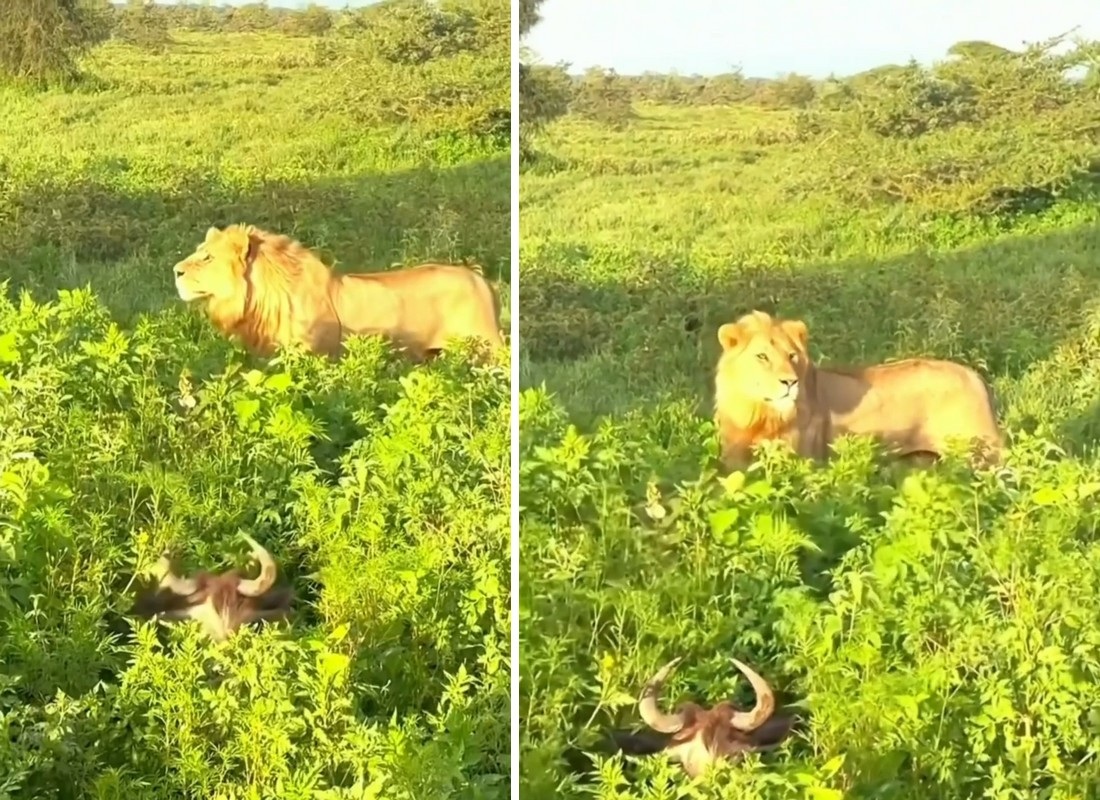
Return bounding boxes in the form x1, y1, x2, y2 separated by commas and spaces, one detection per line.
244, 229, 261, 264
204, 226, 221, 243
221, 225, 252, 259
781, 320, 809, 349
717, 323, 743, 351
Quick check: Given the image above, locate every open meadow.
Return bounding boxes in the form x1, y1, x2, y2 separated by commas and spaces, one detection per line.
0, 3, 510, 798
519, 37, 1100, 799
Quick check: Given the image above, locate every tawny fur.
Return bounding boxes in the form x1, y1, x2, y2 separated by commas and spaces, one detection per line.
173, 224, 504, 360
132, 535, 293, 643
713, 310, 1004, 471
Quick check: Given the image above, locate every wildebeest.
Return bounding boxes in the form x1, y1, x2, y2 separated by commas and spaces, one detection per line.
131, 534, 293, 642
567, 656, 796, 779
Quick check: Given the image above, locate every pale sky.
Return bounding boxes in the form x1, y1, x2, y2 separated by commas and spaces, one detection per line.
524, 0, 1100, 78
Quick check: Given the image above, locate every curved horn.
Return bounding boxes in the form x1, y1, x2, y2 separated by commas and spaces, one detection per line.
236, 534, 277, 597
638, 657, 687, 733
728, 658, 776, 731
155, 553, 199, 596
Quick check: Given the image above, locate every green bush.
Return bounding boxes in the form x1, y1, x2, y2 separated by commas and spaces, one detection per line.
571, 67, 636, 128
359, 0, 480, 66
115, 0, 173, 53
0, 286, 510, 799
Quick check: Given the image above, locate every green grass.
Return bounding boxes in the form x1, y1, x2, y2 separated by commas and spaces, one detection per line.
519, 98, 1100, 799
0, 20, 509, 800
0, 30, 510, 324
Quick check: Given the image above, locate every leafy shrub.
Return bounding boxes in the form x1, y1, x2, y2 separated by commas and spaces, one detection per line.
571, 67, 636, 128
279, 4, 333, 37
328, 0, 509, 148
223, 3, 276, 33
115, 0, 173, 53
844, 62, 977, 138
0, 286, 510, 799
753, 72, 817, 110
360, 0, 480, 66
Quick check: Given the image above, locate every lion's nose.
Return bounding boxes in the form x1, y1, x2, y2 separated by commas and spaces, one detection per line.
173, 264, 185, 278
780, 378, 797, 391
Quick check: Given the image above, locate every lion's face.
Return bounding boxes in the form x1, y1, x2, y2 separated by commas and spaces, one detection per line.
173, 226, 252, 303
716, 312, 810, 413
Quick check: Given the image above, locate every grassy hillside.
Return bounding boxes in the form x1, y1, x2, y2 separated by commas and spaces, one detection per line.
0, 8, 510, 799
519, 44, 1100, 800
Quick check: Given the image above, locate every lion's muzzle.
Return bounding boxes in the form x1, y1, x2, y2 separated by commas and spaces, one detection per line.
771, 378, 799, 404
174, 264, 206, 302
175, 276, 202, 301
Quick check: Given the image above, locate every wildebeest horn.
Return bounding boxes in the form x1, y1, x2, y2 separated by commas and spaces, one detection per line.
728, 658, 776, 731
638, 657, 687, 733
155, 552, 199, 596
236, 534, 276, 597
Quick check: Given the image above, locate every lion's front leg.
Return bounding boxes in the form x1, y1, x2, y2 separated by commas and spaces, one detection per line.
716, 415, 755, 472
792, 418, 830, 463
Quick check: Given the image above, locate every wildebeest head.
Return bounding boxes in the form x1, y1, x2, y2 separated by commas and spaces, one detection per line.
131, 534, 293, 642
635, 657, 795, 778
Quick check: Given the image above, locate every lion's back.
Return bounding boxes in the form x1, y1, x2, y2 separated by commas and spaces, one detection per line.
826, 358, 1001, 442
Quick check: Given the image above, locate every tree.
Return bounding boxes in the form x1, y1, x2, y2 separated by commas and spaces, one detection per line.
224, 2, 276, 33
0, 0, 111, 85
947, 40, 1015, 60
116, 0, 172, 52
519, 0, 541, 37
360, 0, 478, 65
572, 66, 635, 126
281, 4, 333, 37
519, 0, 570, 154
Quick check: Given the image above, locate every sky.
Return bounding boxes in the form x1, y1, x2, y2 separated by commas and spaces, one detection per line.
524, 0, 1100, 78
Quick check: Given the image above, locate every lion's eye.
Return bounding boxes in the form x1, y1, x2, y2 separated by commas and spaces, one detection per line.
789, 352, 798, 362
756, 353, 768, 363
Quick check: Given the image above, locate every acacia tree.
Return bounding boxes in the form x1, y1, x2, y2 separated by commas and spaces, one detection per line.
519, 0, 540, 37
117, 0, 172, 52
519, 0, 570, 157
0, 0, 110, 84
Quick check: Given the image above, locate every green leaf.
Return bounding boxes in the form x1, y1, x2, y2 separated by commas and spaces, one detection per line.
1031, 486, 1062, 505
708, 507, 740, 538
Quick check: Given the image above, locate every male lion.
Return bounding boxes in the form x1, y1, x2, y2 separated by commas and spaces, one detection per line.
173, 224, 504, 359
713, 310, 1003, 470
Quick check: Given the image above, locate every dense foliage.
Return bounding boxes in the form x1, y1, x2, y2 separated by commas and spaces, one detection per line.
519, 21, 1100, 800
0, 2, 510, 797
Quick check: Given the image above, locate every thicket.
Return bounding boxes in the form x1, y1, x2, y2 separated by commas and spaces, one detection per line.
0, 287, 511, 798
519, 32, 1100, 140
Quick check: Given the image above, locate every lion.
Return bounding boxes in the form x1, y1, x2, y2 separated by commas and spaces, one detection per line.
172, 224, 504, 360
713, 310, 1004, 470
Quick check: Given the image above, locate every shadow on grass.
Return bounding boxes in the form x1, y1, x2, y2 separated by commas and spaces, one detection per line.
520, 221, 1100, 431
0, 155, 510, 322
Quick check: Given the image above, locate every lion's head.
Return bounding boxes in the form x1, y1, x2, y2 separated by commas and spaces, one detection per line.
173, 225, 255, 303
173, 224, 338, 356
714, 310, 811, 422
